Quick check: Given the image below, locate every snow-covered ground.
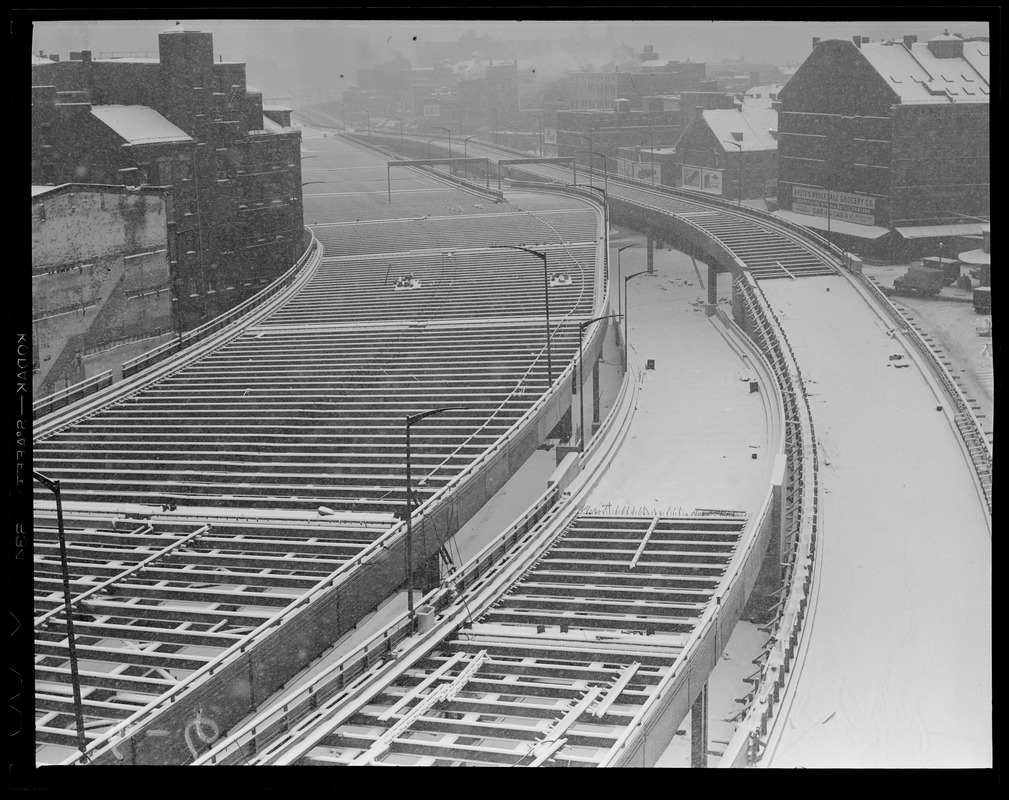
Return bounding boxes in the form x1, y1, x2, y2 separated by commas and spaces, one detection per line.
587, 240, 773, 516
761, 274, 991, 768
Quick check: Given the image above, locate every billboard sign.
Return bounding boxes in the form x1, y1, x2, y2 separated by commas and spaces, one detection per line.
544, 127, 558, 145
422, 102, 440, 118
633, 162, 660, 184
682, 165, 722, 195
791, 185, 876, 226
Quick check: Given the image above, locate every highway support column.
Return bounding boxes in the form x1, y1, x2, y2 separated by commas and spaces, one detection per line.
591, 359, 601, 435
647, 235, 655, 274
742, 452, 788, 622
706, 265, 718, 316
691, 682, 709, 767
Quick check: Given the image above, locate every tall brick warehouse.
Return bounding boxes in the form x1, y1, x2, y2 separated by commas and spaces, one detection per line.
32, 25, 306, 330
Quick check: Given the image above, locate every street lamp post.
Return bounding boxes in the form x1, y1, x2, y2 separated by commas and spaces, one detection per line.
722, 140, 743, 206
462, 135, 477, 157
531, 113, 543, 155
362, 109, 371, 136
427, 138, 437, 158
616, 243, 643, 319
33, 470, 88, 760
435, 126, 452, 156
641, 133, 656, 186
491, 108, 499, 142
578, 147, 608, 194
576, 315, 622, 449
623, 271, 648, 366
490, 245, 553, 385
576, 133, 595, 187
404, 407, 466, 626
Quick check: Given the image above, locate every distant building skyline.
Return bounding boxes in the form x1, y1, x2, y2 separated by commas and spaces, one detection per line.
32, 19, 990, 99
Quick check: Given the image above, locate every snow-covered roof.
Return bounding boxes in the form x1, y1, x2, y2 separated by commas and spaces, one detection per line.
90, 105, 193, 145
94, 57, 159, 64
957, 248, 990, 266
703, 106, 778, 152
262, 115, 284, 132
32, 184, 58, 197
162, 23, 202, 34
262, 104, 292, 112
744, 83, 783, 99
895, 222, 987, 239
32, 55, 54, 66
857, 40, 989, 104
773, 209, 890, 239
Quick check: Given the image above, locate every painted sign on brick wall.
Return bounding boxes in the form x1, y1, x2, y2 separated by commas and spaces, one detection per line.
791, 185, 876, 226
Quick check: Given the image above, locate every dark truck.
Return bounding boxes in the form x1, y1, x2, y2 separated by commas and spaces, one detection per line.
893, 264, 946, 296
920, 256, 961, 286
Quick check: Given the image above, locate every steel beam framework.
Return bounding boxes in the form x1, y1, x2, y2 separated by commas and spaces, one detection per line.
251, 514, 747, 767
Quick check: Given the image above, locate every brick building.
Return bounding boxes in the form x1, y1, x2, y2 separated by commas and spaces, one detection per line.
675, 106, 778, 202
775, 33, 989, 255
567, 46, 708, 111
555, 101, 681, 171
32, 184, 174, 397
31, 25, 305, 330
615, 145, 676, 185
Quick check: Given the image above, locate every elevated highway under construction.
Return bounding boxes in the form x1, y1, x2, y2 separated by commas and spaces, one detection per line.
30, 119, 991, 768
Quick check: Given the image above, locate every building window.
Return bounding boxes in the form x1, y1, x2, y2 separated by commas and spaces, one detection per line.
178, 160, 193, 180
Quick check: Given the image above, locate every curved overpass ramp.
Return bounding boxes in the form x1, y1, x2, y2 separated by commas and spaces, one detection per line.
405, 134, 993, 766
315, 130, 991, 768
759, 274, 991, 767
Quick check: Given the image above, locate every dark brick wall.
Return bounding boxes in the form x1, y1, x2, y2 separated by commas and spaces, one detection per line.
675, 115, 777, 200
776, 39, 988, 230
32, 29, 306, 333
889, 104, 989, 225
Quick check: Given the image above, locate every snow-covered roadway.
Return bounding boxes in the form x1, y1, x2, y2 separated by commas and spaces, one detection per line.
761, 274, 991, 768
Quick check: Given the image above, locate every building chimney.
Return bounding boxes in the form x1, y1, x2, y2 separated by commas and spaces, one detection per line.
38, 49, 44, 57
812, 37, 820, 48
862, 37, 869, 44
81, 50, 92, 63
49, 53, 60, 62
903, 35, 918, 49
853, 35, 862, 48
928, 30, 965, 59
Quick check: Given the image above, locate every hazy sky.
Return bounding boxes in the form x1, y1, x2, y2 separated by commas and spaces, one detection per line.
30, 18, 990, 98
